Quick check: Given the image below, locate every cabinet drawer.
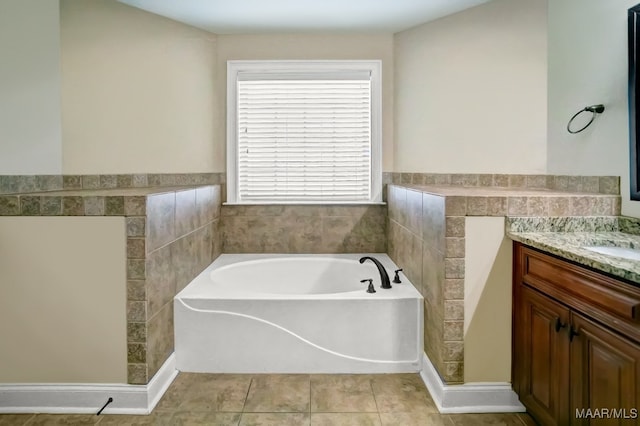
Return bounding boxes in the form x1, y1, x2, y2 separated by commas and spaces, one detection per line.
517, 245, 640, 341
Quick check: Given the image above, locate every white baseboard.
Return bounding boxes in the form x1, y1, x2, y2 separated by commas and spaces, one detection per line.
419, 353, 525, 414
1, 352, 523, 415
0, 353, 178, 415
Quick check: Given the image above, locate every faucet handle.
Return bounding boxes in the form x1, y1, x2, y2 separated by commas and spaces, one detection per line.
393, 269, 403, 283
360, 278, 376, 293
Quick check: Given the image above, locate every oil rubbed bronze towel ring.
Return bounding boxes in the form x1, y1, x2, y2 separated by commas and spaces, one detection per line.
567, 104, 605, 134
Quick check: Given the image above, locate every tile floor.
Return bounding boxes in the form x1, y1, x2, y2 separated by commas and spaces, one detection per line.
0, 373, 536, 425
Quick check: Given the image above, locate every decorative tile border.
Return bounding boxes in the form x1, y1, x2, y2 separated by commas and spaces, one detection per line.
0, 173, 225, 195
2, 172, 619, 196
386, 173, 620, 195
0, 175, 63, 194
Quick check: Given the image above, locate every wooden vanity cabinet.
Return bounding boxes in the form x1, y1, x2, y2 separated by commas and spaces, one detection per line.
513, 243, 640, 425
515, 284, 571, 425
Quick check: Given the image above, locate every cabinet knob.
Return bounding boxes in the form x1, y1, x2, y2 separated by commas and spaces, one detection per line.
555, 318, 567, 333
569, 326, 580, 342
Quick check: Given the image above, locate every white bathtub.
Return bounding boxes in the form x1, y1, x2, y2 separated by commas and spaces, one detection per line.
174, 253, 424, 374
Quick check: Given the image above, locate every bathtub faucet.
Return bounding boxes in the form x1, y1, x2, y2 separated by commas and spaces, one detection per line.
359, 256, 392, 289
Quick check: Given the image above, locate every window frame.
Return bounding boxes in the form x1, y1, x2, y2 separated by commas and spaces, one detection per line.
226, 60, 382, 205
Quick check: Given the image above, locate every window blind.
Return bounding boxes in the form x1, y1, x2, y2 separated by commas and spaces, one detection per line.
236, 76, 372, 202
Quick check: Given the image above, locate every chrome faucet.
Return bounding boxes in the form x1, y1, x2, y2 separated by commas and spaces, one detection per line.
359, 256, 392, 289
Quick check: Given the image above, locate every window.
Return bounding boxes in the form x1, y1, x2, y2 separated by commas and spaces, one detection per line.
226, 60, 382, 204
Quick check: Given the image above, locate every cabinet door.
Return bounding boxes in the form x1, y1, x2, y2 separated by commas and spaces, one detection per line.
570, 313, 640, 425
515, 285, 571, 426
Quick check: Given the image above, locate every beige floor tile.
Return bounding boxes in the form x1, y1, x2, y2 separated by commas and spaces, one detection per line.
380, 412, 452, 426
167, 411, 241, 425
155, 373, 251, 412
239, 413, 310, 426
96, 413, 163, 425
370, 374, 437, 413
311, 375, 377, 413
446, 413, 526, 425
310, 413, 381, 426
244, 375, 310, 413
0, 414, 35, 426
27, 414, 98, 425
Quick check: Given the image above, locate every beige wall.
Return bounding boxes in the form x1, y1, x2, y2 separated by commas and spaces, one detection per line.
464, 217, 512, 383
0, 217, 127, 383
393, 0, 548, 174
215, 34, 395, 172
60, 0, 218, 174
547, 0, 640, 218
0, 0, 62, 175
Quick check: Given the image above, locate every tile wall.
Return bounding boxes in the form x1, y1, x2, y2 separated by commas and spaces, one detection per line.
128, 186, 222, 384
386, 181, 622, 383
0, 171, 625, 385
221, 205, 386, 253
387, 186, 459, 381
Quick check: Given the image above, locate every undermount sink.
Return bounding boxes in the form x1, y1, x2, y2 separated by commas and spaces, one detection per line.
583, 246, 640, 261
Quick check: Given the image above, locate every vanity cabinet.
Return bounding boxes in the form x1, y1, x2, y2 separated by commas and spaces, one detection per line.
513, 243, 640, 425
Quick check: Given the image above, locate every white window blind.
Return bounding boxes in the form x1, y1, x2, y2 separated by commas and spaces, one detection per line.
236, 74, 372, 203
227, 61, 382, 205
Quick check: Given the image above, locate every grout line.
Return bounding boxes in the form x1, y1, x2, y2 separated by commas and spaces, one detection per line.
22, 414, 36, 426
369, 376, 383, 425
240, 376, 253, 413
444, 414, 456, 426
308, 375, 312, 417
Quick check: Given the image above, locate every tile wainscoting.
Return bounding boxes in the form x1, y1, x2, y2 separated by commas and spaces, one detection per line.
386, 182, 621, 383
0, 171, 622, 388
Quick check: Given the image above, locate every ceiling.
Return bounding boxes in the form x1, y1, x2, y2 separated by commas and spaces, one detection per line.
117, 0, 492, 34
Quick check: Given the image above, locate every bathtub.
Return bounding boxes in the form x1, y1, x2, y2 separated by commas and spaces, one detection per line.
174, 253, 423, 374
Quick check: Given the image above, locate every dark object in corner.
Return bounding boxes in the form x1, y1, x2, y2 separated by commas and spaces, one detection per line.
629, 4, 640, 200
97, 397, 113, 416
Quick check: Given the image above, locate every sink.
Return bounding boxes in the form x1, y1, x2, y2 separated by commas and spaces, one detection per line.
583, 246, 640, 261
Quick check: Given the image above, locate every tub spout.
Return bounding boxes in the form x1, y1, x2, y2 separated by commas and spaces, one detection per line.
359, 256, 392, 289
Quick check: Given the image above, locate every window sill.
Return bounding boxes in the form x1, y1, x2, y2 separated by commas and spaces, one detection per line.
223, 201, 386, 206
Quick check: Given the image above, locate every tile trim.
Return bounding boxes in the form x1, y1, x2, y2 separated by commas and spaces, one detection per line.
0, 173, 225, 195
388, 173, 620, 195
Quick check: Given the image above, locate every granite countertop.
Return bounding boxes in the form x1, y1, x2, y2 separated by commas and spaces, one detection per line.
506, 217, 640, 284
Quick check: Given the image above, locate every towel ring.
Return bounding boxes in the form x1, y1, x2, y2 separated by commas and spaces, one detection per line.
567, 104, 605, 134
